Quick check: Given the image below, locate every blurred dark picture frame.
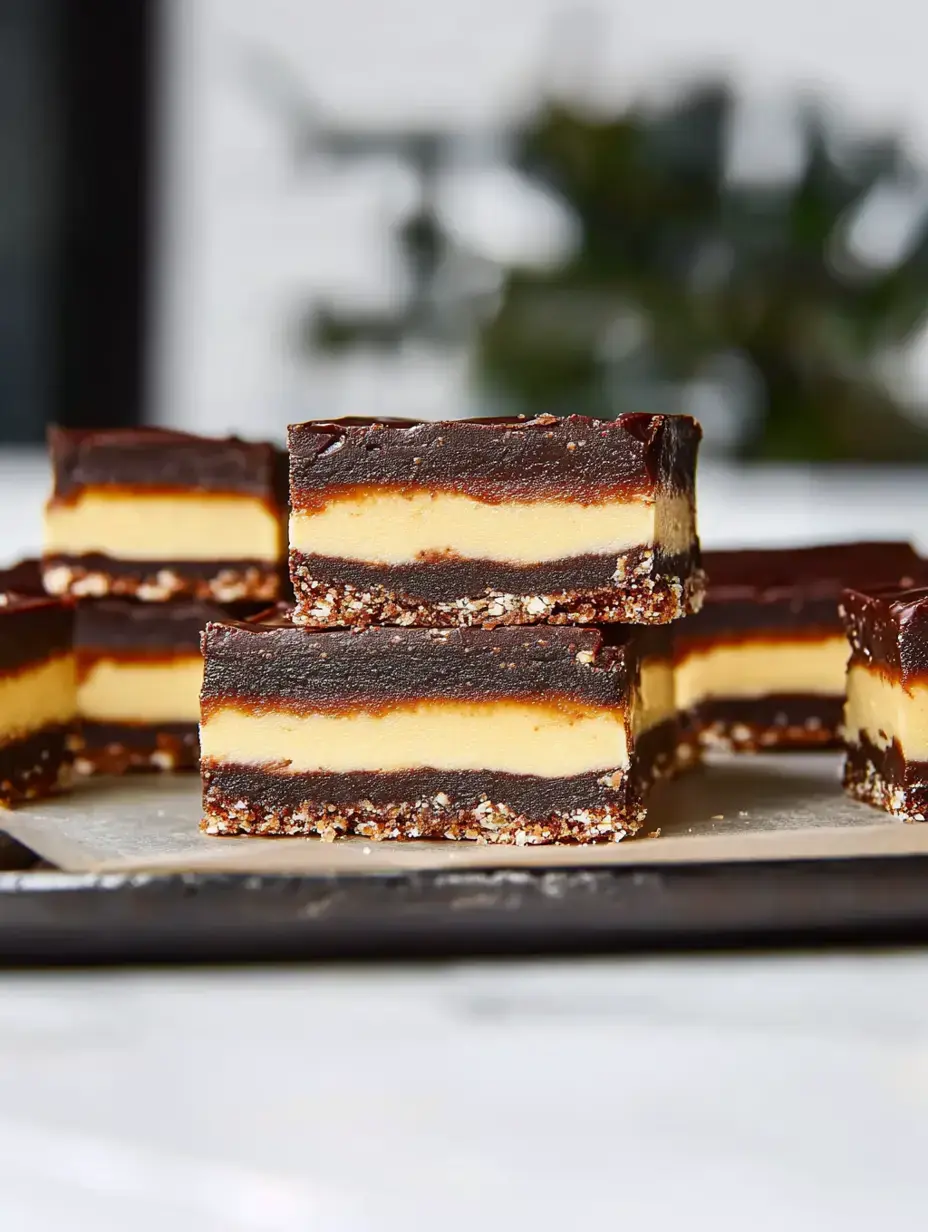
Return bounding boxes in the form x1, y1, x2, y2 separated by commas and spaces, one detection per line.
0, 0, 156, 442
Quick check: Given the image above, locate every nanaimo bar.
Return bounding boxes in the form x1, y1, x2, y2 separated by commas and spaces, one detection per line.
288, 413, 703, 628
0, 593, 75, 804
200, 615, 647, 843
73, 598, 260, 774
43, 428, 287, 602
841, 585, 928, 820
674, 543, 922, 753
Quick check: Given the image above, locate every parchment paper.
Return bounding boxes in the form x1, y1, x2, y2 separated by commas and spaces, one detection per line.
4, 752, 928, 875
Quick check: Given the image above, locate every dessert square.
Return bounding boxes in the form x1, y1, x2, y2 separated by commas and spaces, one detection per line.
43, 428, 287, 602
199, 614, 648, 843
674, 542, 923, 753
288, 413, 703, 628
841, 585, 928, 820
634, 626, 680, 785
0, 594, 76, 805
72, 597, 262, 774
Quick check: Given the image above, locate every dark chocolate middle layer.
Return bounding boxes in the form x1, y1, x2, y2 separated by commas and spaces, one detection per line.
49, 427, 286, 501
201, 620, 635, 710
0, 598, 73, 674
844, 731, 928, 794
682, 694, 844, 743
290, 546, 698, 606
44, 555, 282, 577
289, 413, 700, 503
202, 765, 629, 817
0, 726, 70, 804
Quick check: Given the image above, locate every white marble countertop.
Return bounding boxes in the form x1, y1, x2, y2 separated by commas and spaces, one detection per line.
2, 450, 928, 1229
2, 954, 928, 1231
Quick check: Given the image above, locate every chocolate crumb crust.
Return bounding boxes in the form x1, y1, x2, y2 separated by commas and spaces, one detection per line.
73, 722, 199, 775
840, 585, 928, 681
43, 556, 283, 603
0, 596, 73, 674
686, 543, 924, 639
0, 727, 71, 806
843, 732, 928, 821
201, 618, 638, 712
48, 426, 286, 502
201, 766, 644, 843
680, 695, 844, 753
290, 550, 704, 629
74, 597, 266, 654
289, 413, 701, 505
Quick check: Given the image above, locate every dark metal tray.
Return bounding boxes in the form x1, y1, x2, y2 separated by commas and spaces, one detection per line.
3, 854, 928, 966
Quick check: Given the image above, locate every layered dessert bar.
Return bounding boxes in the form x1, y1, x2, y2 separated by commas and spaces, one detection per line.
72, 598, 260, 774
288, 413, 703, 628
841, 585, 928, 820
43, 428, 287, 602
200, 614, 647, 843
0, 594, 75, 805
674, 542, 922, 753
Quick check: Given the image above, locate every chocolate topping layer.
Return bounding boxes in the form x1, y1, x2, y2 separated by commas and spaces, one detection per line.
288, 413, 701, 504
840, 585, 928, 681
49, 426, 286, 501
0, 596, 73, 674
0, 558, 44, 596
681, 542, 924, 640
74, 598, 265, 654
201, 617, 636, 711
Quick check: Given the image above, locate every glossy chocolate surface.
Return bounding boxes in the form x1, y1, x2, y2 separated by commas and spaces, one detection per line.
201, 616, 636, 710
288, 413, 701, 503
0, 596, 73, 673
0, 558, 44, 596
680, 542, 924, 640
841, 584, 928, 681
75, 598, 265, 654
49, 426, 286, 501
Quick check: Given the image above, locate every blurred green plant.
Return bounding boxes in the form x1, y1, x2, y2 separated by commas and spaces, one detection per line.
285, 61, 928, 459
479, 86, 928, 459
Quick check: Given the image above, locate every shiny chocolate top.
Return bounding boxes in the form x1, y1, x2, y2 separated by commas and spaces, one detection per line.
0, 595, 73, 673
201, 614, 637, 711
0, 558, 44, 597
288, 413, 701, 504
75, 598, 266, 654
841, 584, 928, 680
679, 542, 924, 641
49, 427, 287, 502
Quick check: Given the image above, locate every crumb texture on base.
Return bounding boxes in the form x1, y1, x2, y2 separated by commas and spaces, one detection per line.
290, 560, 705, 629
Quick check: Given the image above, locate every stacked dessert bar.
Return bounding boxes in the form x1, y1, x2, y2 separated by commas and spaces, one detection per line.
200, 413, 704, 843
41, 428, 288, 773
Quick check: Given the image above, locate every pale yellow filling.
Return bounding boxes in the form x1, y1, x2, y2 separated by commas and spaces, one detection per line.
0, 655, 76, 744
289, 489, 695, 566
674, 636, 849, 710
45, 491, 282, 562
200, 699, 630, 776
843, 664, 928, 760
635, 659, 675, 736
78, 656, 203, 724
